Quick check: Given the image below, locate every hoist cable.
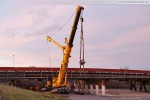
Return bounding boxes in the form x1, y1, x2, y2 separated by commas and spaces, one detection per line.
51, 11, 76, 37
47, 41, 53, 75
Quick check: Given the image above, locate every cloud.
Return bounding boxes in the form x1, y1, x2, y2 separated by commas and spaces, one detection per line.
0, 4, 150, 70
0, 4, 75, 67
75, 5, 150, 70
0, 5, 75, 45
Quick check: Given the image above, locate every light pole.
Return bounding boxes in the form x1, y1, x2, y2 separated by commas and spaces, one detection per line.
13, 55, 14, 67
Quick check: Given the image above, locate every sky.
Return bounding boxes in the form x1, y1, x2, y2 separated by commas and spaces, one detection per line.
0, 1, 150, 70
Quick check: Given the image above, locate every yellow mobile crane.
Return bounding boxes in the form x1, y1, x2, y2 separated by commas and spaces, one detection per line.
46, 5, 84, 93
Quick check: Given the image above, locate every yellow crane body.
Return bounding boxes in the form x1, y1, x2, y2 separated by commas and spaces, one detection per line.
47, 5, 84, 89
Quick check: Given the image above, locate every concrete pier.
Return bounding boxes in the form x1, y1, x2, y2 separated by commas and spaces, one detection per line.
101, 80, 106, 96
95, 85, 100, 95
79, 80, 85, 93
81, 83, 84, 93
85, 84, 89, 93
90, 84, 94, 94
74, 83, 78, 91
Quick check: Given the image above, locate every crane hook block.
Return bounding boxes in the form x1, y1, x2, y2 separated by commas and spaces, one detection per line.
81, 17, 84, 22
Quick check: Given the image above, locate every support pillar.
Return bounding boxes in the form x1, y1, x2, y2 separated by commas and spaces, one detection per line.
79, 80, 85, 93
90, 84, 93, 94
101, 80, 106, 96
78, 83, 81, 92
85, 84, 89, 93
74, 83, 78, 92
81, 83, 84, 93
95, 85, 99, 95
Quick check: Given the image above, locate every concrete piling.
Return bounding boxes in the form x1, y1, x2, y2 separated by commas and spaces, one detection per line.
81, 83, 84, 93
95, 85, 99, 95
85, 84, 89, 93
79, 80, 85, 93
74, 83, 78, 91
101, 80, 106, 96
90, 84, 93, 94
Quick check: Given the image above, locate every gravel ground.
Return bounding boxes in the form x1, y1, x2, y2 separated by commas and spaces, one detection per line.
67, 89, 150, 100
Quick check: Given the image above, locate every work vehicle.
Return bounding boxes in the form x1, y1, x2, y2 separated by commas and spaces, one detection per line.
46, 5, 84, 93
